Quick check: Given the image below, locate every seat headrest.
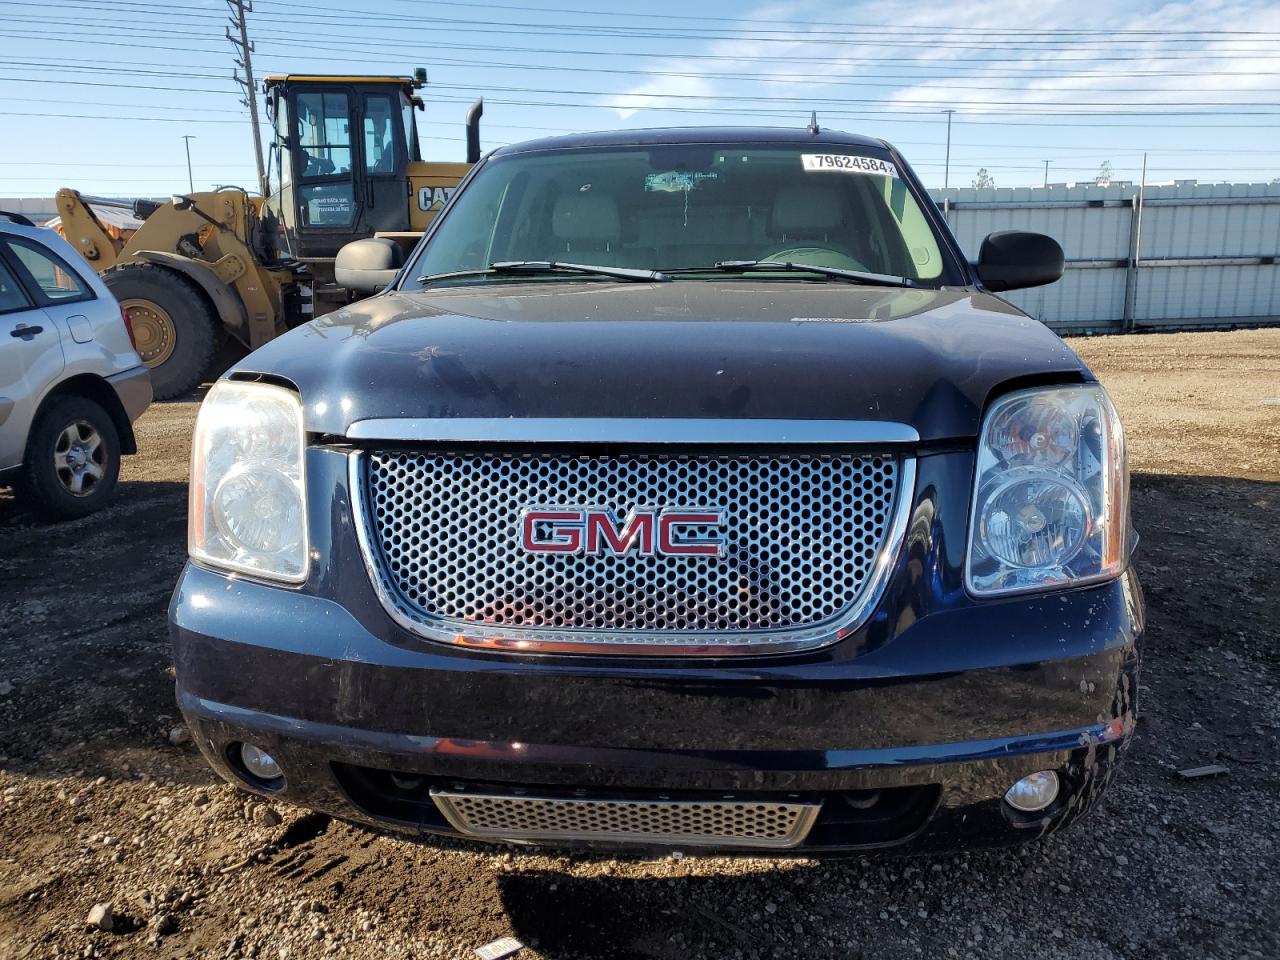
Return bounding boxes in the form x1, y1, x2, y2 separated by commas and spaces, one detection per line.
770, 182, 845, 235
552, 192, 621, 243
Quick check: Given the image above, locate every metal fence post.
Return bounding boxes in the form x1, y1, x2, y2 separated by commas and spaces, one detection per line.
1121, 154, 1148, 332
1122, 197, 1139, 331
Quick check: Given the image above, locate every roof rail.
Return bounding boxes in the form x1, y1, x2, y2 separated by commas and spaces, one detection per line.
0, 211, 35, 227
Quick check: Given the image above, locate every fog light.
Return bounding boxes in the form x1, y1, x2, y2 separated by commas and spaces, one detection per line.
239, 742, 283, 782
1004, 770, 1060, 812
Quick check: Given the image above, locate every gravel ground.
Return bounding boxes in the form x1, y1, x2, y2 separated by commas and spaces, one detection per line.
1, 328, 1277, 960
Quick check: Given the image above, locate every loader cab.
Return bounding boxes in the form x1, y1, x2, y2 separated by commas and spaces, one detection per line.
264, 75, 422, 262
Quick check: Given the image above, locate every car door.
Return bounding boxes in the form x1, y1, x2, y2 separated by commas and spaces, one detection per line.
0, 246, 63, 471
3, 234, 99, 345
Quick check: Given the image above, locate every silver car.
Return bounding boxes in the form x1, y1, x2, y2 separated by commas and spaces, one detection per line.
0, 213, 151, 520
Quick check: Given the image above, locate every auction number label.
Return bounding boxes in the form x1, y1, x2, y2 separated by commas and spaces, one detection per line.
801, 154, 898, 178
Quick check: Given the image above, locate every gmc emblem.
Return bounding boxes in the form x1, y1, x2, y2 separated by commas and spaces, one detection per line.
520, 507, 725, 557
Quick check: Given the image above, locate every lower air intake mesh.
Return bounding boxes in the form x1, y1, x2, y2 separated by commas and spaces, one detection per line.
431, 790, 820, 848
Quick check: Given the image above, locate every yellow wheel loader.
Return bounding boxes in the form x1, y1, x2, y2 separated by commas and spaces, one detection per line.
56, 74, 478, 399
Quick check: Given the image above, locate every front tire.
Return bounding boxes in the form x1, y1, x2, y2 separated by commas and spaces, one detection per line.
19, 395, 122, 521
106, 264, 218, 400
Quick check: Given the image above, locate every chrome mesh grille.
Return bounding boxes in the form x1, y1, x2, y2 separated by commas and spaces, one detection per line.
431, 790, 820, 848
360, 452, 899, 636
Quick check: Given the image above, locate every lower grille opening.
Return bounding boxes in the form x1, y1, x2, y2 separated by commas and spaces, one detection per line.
333, 764, 938, 850
432, 790, 819, 848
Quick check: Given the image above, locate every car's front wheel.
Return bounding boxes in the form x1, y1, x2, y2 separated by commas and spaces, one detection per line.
19, 395, 121, 521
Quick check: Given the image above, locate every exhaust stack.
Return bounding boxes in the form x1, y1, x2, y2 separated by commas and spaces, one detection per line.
466, 99, 484, 164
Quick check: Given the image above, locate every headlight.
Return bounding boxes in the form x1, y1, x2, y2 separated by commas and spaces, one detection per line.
189, 380, 308, 583
967, 384, 1128, 596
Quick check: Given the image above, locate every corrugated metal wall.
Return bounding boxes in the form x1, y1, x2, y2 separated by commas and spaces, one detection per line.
930, 182, 1280, 333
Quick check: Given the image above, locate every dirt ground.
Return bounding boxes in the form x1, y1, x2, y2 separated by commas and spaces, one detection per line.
0, 328, 1277, 960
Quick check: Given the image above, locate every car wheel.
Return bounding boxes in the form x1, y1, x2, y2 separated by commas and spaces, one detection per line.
106, 263, 218, 400
19, 395, 121, 521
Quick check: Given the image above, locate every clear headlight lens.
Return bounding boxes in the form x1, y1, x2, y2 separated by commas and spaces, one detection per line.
189, 381, 308, 582
967, 384, 1128, 596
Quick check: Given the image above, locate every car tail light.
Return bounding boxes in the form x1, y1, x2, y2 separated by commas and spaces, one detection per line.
120, 304, 137, 349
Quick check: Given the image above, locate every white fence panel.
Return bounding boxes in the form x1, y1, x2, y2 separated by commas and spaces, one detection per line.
931, 182, 1280, 333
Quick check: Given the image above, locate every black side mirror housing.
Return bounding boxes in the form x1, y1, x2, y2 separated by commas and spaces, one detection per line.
974, 231, 1064, 292
335, 238, 405, 294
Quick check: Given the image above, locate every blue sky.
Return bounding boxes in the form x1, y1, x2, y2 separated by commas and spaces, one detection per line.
3, 0, 1280, 197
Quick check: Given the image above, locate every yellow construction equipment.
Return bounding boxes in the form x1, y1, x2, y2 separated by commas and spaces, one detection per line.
56, 73, 478, 399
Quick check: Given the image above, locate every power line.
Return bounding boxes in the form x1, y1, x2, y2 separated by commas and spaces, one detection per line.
0, 110, 245, 123
411, 117, 1280, 153
16, 0, 1237, 40
0, 75, 239, 95
12, 1, 1280, 52
363, 0, 1280, 37
5, 77, 1280, 129
9, 14, 1280, 64
14, 37, 1279, 84
0, 161, 262, 167
2, 66, 1279, 115
421, 80, 1280, 111
0, 94, 246, 113
9, 24, 1280, 87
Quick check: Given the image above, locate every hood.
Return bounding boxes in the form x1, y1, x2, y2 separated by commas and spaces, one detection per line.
233, 281, 1089, 442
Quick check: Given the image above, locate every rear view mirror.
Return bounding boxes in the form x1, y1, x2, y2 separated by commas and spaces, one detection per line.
335, 238, 404, 294
975, 231, 1064, 292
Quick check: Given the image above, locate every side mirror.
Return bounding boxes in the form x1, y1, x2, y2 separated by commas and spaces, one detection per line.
974, 231, 1064, 292
335, 238, 404, 294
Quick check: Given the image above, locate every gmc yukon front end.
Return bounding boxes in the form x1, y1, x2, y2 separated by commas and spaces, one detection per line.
170, 129, 1142, 855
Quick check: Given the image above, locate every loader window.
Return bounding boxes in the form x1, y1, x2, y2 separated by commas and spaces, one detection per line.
296, 92, 352, 176
274, 97, 291, 189
294, 90, 355, 227
402, 97, 421, 162
363, 94, 399, 176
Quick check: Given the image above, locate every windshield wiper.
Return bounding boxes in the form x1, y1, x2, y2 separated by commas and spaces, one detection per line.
666, 260, 919, 288
416, 260, 670, 285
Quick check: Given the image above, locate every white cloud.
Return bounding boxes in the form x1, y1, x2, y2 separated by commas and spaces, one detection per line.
604, 0, 1280, 124
608, 74, 719, 121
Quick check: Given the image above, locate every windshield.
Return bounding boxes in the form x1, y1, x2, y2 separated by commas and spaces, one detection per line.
403, 143, 956, 288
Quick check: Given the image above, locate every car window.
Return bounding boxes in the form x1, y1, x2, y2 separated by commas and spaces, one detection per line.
0, 256, 33, 313
407, 144, 953, 286
6, 237, 91, 303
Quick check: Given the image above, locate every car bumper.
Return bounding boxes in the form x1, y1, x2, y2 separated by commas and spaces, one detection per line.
106, 364, 153, 423
171, 558, 1143, 855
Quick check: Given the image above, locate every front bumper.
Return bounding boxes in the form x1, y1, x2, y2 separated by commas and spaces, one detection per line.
170, 447, 1143, 854
172, 564, 1142, 855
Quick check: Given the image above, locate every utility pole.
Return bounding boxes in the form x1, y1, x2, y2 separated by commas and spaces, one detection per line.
181, 135, 196, 193
941, 109, 955, 190
226, 0, 267, 197
1043, 160, 1050, 188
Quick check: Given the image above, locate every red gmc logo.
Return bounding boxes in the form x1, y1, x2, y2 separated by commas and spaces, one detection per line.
520, 507, 725, 557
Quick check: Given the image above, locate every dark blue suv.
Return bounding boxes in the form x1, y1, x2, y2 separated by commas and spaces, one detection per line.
170, 128, 1141, 854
